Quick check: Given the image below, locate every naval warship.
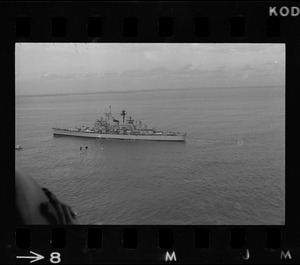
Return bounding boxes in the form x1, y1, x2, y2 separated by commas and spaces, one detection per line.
52, 107, 186, 141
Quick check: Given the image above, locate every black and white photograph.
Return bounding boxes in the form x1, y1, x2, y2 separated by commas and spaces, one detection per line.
15, 43, 285, 225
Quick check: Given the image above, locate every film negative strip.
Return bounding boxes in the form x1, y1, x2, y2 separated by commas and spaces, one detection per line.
1, 0, 300, 263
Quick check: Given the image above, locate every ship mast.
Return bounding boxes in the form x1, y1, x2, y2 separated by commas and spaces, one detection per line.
120, 110, 127, 124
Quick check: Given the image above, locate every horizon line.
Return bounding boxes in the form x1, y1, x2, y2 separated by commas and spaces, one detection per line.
15, 85, 284, 99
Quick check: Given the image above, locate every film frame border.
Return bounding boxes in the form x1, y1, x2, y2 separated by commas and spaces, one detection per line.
2, 0, 300, 263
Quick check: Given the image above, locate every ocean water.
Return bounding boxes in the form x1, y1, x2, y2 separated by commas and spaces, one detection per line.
15, 86, 285, 225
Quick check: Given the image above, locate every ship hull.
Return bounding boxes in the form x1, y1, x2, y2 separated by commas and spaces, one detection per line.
52, 128, 186, 142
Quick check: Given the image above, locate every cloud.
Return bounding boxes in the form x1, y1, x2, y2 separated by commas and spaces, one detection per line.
144, 51, 158, 62
39, 73, 80, 81
236, 64, 254, 71
179, 64, 193, 71
206, 44, 284, 55
33, 65, 230, 84
16, 43, 285, 95
263, 61, 283, 71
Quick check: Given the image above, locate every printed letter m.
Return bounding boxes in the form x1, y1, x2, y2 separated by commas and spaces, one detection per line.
281, 250, 292, 259
165, 251, 177, 262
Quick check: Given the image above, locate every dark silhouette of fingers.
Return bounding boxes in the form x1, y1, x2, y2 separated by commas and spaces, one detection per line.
61, 204, 73, 224
42, 187, 78, 224
40, 202, 59, 225
67, 205, 79, 224
50, 197, 66, 224
68, 206, 77, 218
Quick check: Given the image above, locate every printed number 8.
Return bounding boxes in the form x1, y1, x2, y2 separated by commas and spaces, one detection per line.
50, 252, 61, 263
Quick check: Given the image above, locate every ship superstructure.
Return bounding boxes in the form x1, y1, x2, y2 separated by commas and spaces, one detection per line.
53, 107, 186, 141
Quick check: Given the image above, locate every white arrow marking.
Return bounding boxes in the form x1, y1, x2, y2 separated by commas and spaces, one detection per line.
17, 251, 44, 263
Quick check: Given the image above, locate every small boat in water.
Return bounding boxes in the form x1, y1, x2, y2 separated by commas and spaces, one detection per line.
15, 145, 23, 150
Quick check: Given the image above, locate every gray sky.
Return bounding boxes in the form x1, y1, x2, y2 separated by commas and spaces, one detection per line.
16, 43, 285, 95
